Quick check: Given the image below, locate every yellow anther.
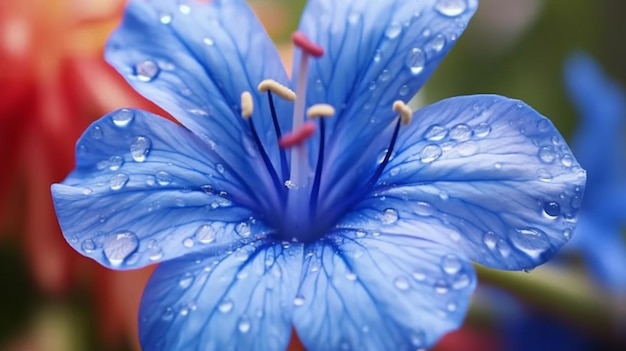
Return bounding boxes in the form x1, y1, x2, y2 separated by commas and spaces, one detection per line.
258, 79, 296, 102
306, 104, 335, 119
241, 91, 254, 119
392, 100, 413, 126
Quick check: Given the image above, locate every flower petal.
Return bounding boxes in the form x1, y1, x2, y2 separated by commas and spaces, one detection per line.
358, 95, 586, 270
296, 0, 478, 163
139, 241, 303, 351
51, 109, 276, 269
294, 231, 475, 350
106, 0, 291, 164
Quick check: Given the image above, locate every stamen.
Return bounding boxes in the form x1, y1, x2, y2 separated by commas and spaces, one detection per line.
309, 105, 335, 220
279, 122, 316, 149
307, 104, 335, 119
240, 91, 285, 203
258, 79, 296, 102
392, 100, 413, 125
292, 32, 325, 58
240, 91, 254, 119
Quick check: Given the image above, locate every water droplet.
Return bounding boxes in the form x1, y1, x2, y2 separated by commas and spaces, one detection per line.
398, 85, 410, 97
420, 144, 442, 163
90, 126, 103, 139
381, 208, 399, 224
538, 146, 556, 163
441, 254, 463, 275
570, 195, 582, 209
348, 12, 360, 25
483, 232, 498, 250
134, 59, 160, 82
130, 136, 152, 162
178, 4, 191, 14
178, 274, 193, 289
434, 280, 449, 294
108, 156, 124, 171
511, 228, 551, 259
537, 118, 550, 131
373, 49, 382, 63
428, 34, 446, 53
345, 272, 357, 281
497, 239, 511, 257
449, 123, 473, 141
109, 173, 129, 191
81, 239, 96, 253
385, 22, 402, 39
236, 270, 249, 280
145, 176, 156, 186
103, 231, 139, 266
424, 124, 448, 141
414, 201, 436, 216
494, 162, 503, 169
112, 109, 134, 127
561, 154, 573, 167
405, 47, 426, 75
543, 201, 561, 217
236, 222, 251, 237
457, 141, 478, 156
183, 238, 194, 248
293, 295, 306, 306
355, 230, 367, 238
216, 164, 225, 174
218, 299, 233, 313
161, 307, 174, 321
160, 13, 172, 24
447, 302, 458, 312
394, 276, 410, 290
474, 122, 491, 138
452, 274, 471, 289
439, 191, 449, 200
379, 69, 391, 82
237, 316, 251, 333
156, 171, 172, 186
412, 271, 426, 281
563, 227, 573, 239
82, 187, 93, 195
435, 0, 468, 17
195, 225, 215, 244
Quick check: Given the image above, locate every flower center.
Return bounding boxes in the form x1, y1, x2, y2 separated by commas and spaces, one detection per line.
238, 32, 413, 243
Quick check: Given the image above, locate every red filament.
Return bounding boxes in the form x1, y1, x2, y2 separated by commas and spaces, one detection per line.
279, 122, 316, 148
292, 32, 324, 58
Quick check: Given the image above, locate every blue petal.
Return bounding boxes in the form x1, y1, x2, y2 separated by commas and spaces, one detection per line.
51, 109, 279, 269
568, 216, 626, 292
294, 232, 475, 350
106, 0, 291, 164
139, 241, 303, 351
296, 0, 478, 175
352, 95, 586, 270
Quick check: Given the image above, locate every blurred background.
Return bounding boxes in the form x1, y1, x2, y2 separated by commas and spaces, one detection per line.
1, 0, 624, 350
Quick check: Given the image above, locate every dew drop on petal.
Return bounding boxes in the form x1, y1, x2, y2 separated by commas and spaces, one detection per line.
112, 108, 134, 127
543, 201, 561, 217
457, 141, 478, 156
420, 144, 442, 163
103, 231, 139, 266
135, 59, 160, 82
218, 299, 233, 313
345, 272, 357, 281
237, 316, 251, 333
474, 122, 491, 138
81, 239, 96, 253
156, 171, 172, 186
412, 271, 426, 281
130, 136, 152, 162
381, 208, 399, 224
538, 146, 556, 163
434, 279, 449, 294
236, 222, 251, 237
109, 173, 129, 191
497, 239, 511, 257
398, 85, 410, 96
293, 295, 306, 307
483, 231, 497, 250
178, 274, 193, 289
159, 14, 172, 24
161, 307, 174, 321
405, 47, 426, 75
441, 254, 463, 275
452, 274, 471, 290
414, 201, 436, 216
108, 156, 124, 171
178, 4, 191, 14
394, 276, 410, 290
428, 34, 446, 53
379, 69, 391, 82
449, 123, 473, 141
195, 225, 215, 244
373, 49, 382, 63
561, 154, 573, 167
182, 238, 195, 248
435, 0, 468, 17
90, 126, 103, 139
385, 22, 402, 39
424, 124, 448, 141
511, 228, 550, 259
82, 187, 93, 195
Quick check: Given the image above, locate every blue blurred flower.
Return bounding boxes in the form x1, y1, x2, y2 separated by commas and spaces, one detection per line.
51, 0, 586, 349
563, 53, 626, 292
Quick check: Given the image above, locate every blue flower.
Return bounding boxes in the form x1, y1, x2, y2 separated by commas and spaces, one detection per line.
563, 53, 626, 292
51, 0, 586, 350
